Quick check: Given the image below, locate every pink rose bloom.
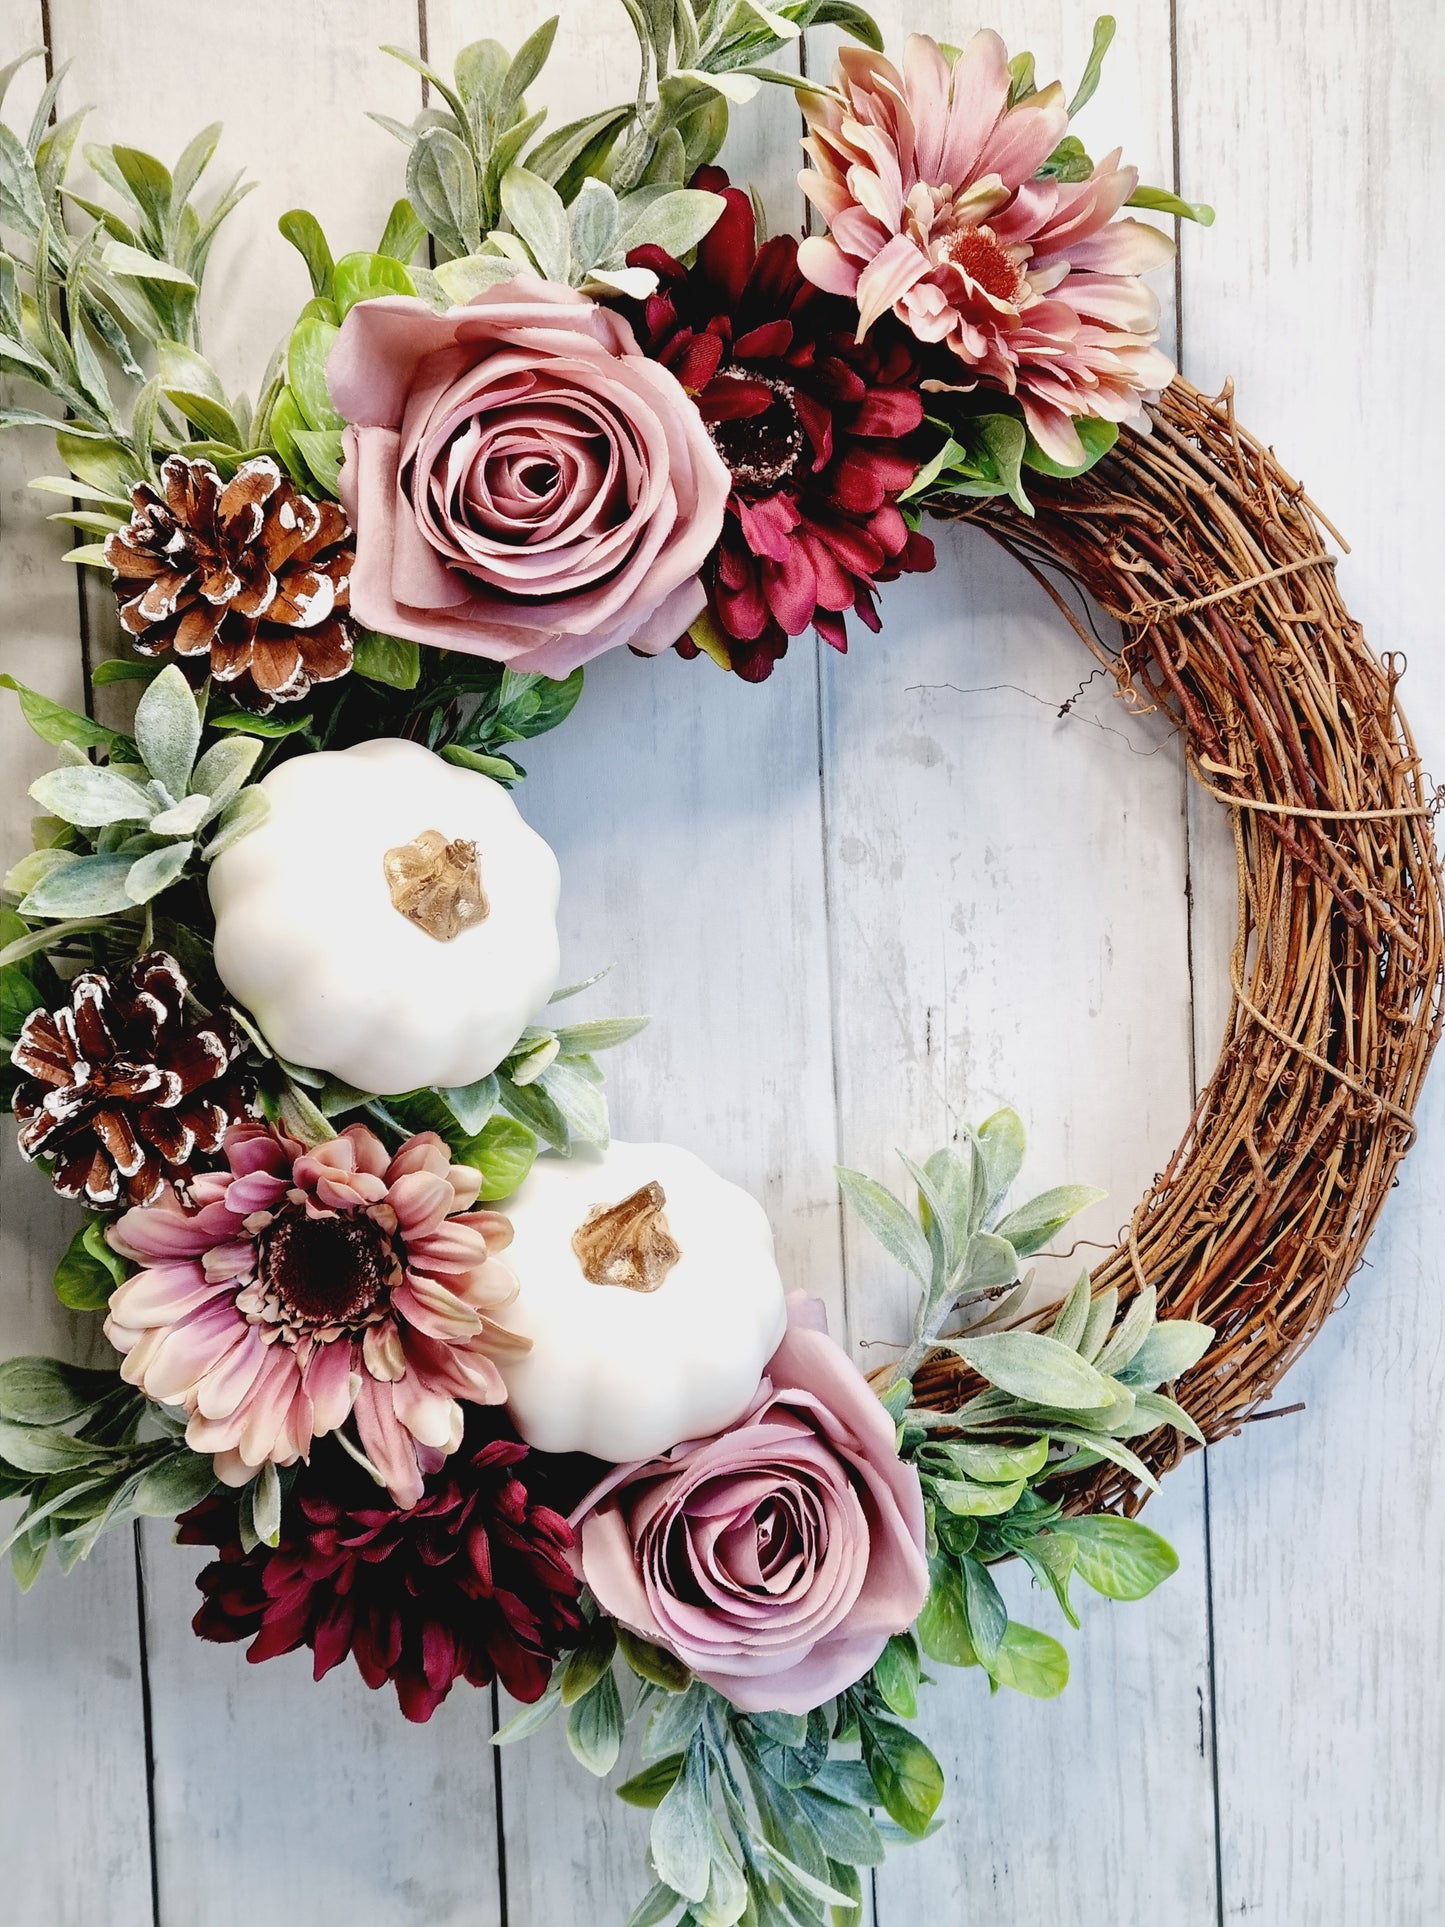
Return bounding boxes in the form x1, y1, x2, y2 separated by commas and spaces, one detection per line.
797, 31, 1176, 465
572, 1294, 928, 1714
327, 278, 731, 676
105, 1122, 525, 1509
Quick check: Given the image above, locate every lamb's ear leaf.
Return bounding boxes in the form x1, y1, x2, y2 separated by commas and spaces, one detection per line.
189, 736, 262, 814
993, 1183, 1106, 1257
947, 1330, 1112, 1410
499, 165, 570, 282
201, 787, 270, 861
19, 853, 138, 918
125, 839, 193, 904
133, 663, 201, 799
28, 764, 155, 827
836, 1167, 932, 1286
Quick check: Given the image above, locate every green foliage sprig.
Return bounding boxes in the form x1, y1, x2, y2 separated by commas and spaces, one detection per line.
8, 664, 267, 924
497, 1605, 946, 1927
0, 1355, 217, 1589
247, 969, 649, 1202
368, 1, 884, 310
841, 1114, 1212, 1701
0, 49, 257, 514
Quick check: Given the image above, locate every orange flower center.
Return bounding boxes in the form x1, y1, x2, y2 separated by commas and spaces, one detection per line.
946, 225, 1021, 303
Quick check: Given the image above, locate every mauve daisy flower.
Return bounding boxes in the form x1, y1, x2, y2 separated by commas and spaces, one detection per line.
625, 167, 933, 680
105, 1121, 525, 1508
797, 31, 1176, 466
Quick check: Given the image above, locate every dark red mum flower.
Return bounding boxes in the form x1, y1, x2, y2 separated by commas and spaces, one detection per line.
178, 1413, 584, 1722
625, 166, 935, 680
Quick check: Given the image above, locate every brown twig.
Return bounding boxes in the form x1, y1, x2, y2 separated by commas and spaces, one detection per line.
909, 378, 1445, 1519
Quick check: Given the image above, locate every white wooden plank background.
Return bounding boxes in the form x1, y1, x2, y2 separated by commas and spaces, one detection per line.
1, 3, 1440, 1923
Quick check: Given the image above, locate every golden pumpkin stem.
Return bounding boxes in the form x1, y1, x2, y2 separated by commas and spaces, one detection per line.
383, 829, 490, 941
572, 1182, 681, 1292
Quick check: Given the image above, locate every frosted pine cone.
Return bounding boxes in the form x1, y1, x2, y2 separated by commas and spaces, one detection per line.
104, 455, 354, 704
11, 952, 251, 1206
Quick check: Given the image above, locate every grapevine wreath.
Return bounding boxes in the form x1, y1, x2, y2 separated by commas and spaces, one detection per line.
1, 7, 1441, 1919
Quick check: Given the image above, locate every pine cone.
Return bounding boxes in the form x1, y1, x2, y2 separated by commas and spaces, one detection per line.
104, 455, 355, 705
11, 952, 252, 1207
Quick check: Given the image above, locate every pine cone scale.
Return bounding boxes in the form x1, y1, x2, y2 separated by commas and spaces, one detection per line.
10, 952, 252, 1207
103, 454, 356, 705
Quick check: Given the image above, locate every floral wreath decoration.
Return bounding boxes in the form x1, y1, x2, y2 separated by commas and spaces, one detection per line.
0, 8, 1441, 1921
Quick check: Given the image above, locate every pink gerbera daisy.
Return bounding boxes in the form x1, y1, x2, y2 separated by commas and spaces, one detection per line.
797, 30, 1177, 465
105, 1122, 525, 1508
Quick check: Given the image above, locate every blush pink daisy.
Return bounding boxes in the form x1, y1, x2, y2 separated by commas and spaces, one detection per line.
104, 1121, 526, 1508
797, 30, 1176, 465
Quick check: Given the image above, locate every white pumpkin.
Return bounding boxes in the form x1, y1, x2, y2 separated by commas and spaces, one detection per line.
498, 1141, 788, 1462
208, 737, 560, 1094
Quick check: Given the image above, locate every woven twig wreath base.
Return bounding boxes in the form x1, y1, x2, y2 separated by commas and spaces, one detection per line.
908, 377, 1445, 1515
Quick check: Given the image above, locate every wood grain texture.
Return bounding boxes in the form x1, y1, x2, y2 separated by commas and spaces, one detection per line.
414, 5, 843, 1917
803, 6, 1219, 1920
33, 8, 499, 1924
1, 2, 1440, 1922
0, 23, 156, 1927
1177, 3, 1445, 1921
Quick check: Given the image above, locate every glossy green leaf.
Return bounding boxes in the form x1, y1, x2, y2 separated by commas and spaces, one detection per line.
1068, 1514, 1180, 1598
0, 673, 119, 751
353, 630, 421, 690
278, 208, 335, 298
1067, 14, 1116, 116
286, 315, 343, 433
615, 1753, 686, 1809
917, 1554, 976, 1668
986, 1620, 1070, 1698
1128, 183, 1215, 226
860, 1716, 944, 1837
469, 1113, 538, 1200
332, 250, 417, 317
52, 1223, 121, 1311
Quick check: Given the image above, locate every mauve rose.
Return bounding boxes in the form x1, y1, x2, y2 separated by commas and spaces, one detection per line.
327, 278, 731, 677
571, 1294, 928, 1713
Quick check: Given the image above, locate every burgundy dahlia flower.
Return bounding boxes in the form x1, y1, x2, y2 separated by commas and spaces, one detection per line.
178, 1414, 584, 1721
625, 167, 934, 680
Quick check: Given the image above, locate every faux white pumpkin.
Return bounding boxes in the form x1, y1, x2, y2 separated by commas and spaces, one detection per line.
208, 737, 561, 1094
497, 1141, 788, 1462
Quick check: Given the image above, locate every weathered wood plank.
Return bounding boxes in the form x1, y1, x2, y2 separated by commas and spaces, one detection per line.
410, 2, 843, 1916
36, 6, 505, 1922
805, 5, 1220, 1920
1176, 3, 1445, 1920
0, 21, 156, 1926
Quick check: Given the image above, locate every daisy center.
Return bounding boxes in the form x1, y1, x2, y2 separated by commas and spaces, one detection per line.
945, 224, 1022, 303
257, 1208, 400, 1331
707, 371, 806, 491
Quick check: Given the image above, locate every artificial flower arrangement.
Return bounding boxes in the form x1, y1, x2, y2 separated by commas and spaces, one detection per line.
0, 6, 1243, 1918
